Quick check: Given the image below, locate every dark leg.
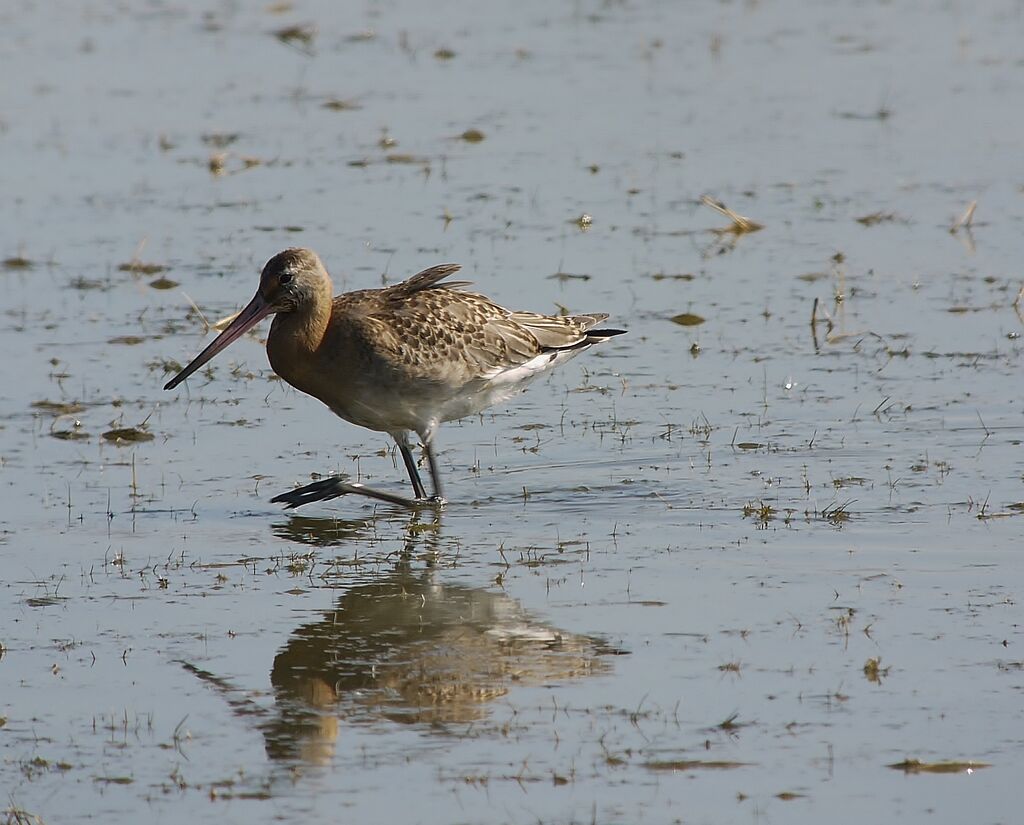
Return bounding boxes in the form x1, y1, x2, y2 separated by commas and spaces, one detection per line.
271, 434, 446, 510
399, 443, 428, 500
424, 440, 445, 503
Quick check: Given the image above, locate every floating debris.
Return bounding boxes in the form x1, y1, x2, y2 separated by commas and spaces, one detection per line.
118, 261, 167, 275
644, 760, 750, 772
855, 211, 901, 226
345, 30, 376, 43
701, 195, 763, 234
94, 775, 134, 785
459, 128, 485, 143
887, 759, 990, 775
322, 98, 361, 111
150, 358, 184, 376
255, 225, 305, 233
836, 106, 892, 121
211, 310, 242, 332
385, 153, 429, 165
201, 132, 240, 148
863, 657, 890, 683
575, 213, 593, 230
273, 23, 316, 49
149, 276, 179, 290
434, 47, 456, 60
25, 596, 68, 607
2, 255, 33, 270
743, 501, 776, 524
102, 427, 155, 444
108, 336, 145, 345
950, 199, 977, 233
52, 429, 89, 441
548, 271, 591, 282
68, 276, 106, 290
670, 312, 705, 326
32, 400, 85, 415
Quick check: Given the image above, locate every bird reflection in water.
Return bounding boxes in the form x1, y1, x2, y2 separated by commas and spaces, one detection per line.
269, 512, 376, 548
261, 515, 619, 766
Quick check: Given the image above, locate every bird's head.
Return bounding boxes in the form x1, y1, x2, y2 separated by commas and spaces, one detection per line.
163, 247, 330, 391
258, 247, 330, 313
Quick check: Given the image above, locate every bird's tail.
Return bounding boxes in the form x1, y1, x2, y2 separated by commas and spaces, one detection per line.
552, 327, 626, 352
569, 313, 627, 345
585, 328, 628, 342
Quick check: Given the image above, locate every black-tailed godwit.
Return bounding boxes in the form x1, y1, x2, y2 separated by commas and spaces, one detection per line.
164, 248, 626, 508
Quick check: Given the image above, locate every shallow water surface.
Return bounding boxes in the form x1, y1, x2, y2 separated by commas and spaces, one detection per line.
2, 1, 1023, 823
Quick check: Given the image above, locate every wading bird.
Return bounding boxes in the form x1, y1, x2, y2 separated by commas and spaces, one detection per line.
164, 248, 625, 508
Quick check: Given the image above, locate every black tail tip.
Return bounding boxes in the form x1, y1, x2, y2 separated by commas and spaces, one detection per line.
589, 328, 628, 339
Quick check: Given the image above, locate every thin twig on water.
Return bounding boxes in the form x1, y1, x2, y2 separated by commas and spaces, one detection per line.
700, 195, 764, 234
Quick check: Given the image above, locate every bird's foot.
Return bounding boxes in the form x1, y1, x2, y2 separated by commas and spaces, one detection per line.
270, 475, 359, 509
271, 475, 444, 510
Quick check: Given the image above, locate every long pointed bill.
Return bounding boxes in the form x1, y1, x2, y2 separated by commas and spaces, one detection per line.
163, 292, 274, 390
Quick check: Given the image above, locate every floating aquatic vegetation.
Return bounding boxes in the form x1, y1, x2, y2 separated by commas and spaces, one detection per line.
201, 132, 240, 148
2, 255, 33, 270
68, 276, 106, 290
836, 106, 892, 120
322, 99, 361, 111
855, 211, 902, 226
644, 760, 750, 771
52, 429, 89, 441
273, 23, 316, 50
103, 427, 155, 444
863, 657, 890, 683
650, 272, 694, 281
118, 261, 167, 275
385, 153, 429, 165
32, 400, 86, 415
887, 759, 990, 775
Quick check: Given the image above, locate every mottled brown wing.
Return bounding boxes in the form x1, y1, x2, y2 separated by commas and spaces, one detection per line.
388, 264, 472, 296
357, 272, 605, 383
507, 312, 609, 349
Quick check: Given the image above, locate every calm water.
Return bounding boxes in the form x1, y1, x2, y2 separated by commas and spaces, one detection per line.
2, 1, 1022, 823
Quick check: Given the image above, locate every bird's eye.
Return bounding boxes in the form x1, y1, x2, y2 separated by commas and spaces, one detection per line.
279, 271, 294, 285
